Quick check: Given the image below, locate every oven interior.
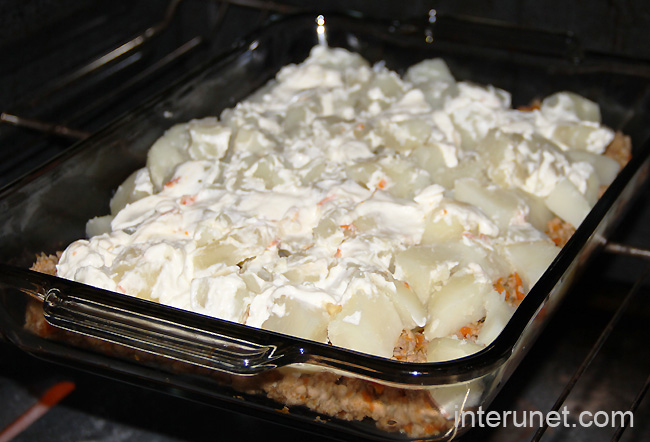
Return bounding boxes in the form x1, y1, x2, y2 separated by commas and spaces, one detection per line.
1, 1, 649, 441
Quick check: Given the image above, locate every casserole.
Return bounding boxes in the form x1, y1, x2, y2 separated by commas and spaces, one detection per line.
1, 12, 649, 441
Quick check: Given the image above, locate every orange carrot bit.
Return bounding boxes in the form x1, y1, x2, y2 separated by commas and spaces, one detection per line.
493, 279, 505, 295
164, 176, 181, 188
377, 178, 388, 190
424, 423, 438, 434
317, 194, 335, 206
513, 272, 523, 287
339, 223, 358, 234
361, 389, 376, 411
180, 195, 196, 205
335, 248, 342, 258
551, 236, 563, 247
516, 289, 526, 301
0, 381, 76, 442
402, 281, 411, 289
459, 326, 472, 337
415, 333, 425, 348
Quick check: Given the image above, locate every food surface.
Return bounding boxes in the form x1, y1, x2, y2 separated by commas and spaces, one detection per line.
54, 44, 624, 361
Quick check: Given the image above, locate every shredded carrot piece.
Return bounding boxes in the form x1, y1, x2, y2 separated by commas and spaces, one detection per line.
335, 248, 342, 258
164, 176, 181, 188
424, 424, 437, 434
415, 333, 425, 347
377, 178, 387, 190
317, 195, 335, 206
180, 195, 196, 205
459, 326, 472, 337
494, 279, 505, 295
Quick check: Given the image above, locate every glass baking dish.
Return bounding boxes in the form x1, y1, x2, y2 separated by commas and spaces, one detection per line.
1, 12, 650, 441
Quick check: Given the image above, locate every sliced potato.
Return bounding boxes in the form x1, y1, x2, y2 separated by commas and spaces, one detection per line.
500, 240, 560, 290
454, 178, 525, 230
86, 215, 114, 238
190, 274, 248, 322
427, 337, 484, 362
328, 290, 404, 358
541, 91, 601, 123
110, 168, 154, 215
146, 123, 191, 190
567, 150, 620, 186
394, 245, 458, 303
188, 118, 232, 160
424, 274, 490, 340
262, 295, 329, 343
477, 290, 515, 346
544, 178, 592, 227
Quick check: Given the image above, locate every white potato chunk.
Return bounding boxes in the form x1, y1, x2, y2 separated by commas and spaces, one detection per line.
567, 150, 620, 186
188, 118, 232, 160
233, 125, 276, 154
381, 156, 431, 199
390, 279, 427, 329
429, 382, 483, 413
551, 123, 614, 154
190, 274, 248, 323
421, 211, 465, 243
454, 178, 525, 230
86, 215, 113, 238
427, 337, 484, 362
328, 291, 404, 358
541, 91, 601, 123
513, 189, 555, 232
544, 178, 592, 227
424, 274, 491, 340
476, 290, 515, 346
501, 240, 560, 290
394, 246, 458, 303
110, 168, 154, 215
262, 296, 329, 343
405, 58, 456, 85
193, 228, 266, 270
146, 123, 191, 190
380, 118, 433, 152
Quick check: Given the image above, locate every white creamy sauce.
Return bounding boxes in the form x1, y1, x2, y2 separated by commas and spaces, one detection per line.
57, 45, 618, 360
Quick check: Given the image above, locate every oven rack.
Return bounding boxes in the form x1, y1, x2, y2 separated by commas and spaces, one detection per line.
530, 243, 650, 442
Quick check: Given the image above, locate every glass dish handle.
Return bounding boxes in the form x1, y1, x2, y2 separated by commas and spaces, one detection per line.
2, 264, 299, 376
43, 287, 297, 375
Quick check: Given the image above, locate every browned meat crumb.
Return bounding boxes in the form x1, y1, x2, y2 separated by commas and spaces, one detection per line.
261, 371, 450, 437
393, 329, 428, 362
30, 252, 61, 276
546, 217, 576, 247
455, 319, 484, 341
494, 272, 526, 306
